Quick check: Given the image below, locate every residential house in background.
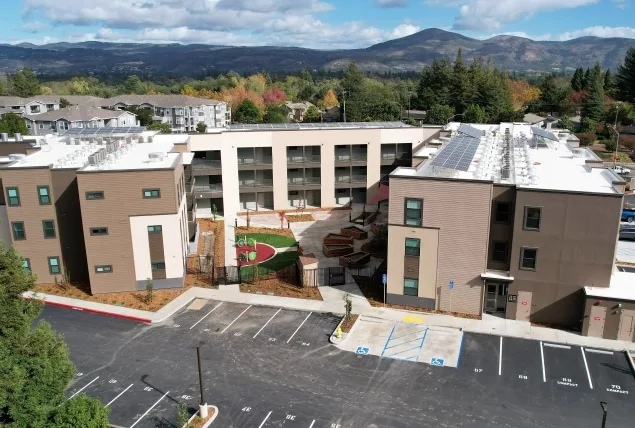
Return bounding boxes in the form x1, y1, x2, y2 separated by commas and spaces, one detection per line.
0, 95, 101, 116
24, 106, 138, 136
282, 101, 314, 122
321, 105, 341, 122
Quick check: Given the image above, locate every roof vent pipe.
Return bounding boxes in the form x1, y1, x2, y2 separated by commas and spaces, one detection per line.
0, 133, 8, 142
14, 133, 22, 141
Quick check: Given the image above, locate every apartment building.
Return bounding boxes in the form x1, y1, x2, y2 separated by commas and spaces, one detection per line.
386, 122, 632, 339
24, 105, 138, 136
101, 95, 231, 132
0, 130, 190, 294
0, 96, 101, 116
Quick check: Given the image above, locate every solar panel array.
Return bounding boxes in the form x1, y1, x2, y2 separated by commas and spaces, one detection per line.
58, 126, 146, 136
457, 124, 485, 139
531, 126, 558, 142
429, 135, 481, 171
229, 121, 410, 131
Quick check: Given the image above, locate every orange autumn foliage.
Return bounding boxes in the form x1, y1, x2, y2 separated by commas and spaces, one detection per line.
509, 80, 541, 109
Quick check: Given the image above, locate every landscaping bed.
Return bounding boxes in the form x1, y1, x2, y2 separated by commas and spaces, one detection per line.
240, 279, 323, 300
240, 251, 299, 276
236, 232, 296, 248
285, 214, 314, 222
340, 314, 359, 333
324, 233, 354, 246
323, 243, 354, 257
339, 251, 371, 268
235, 226, 295, 242
185, 406, 216, 428
340, 225, 368, 240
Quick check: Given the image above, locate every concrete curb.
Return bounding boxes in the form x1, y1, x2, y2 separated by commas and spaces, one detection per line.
182, 405, 219, 428
329, 314, 360, 346
626, 349, 635, 377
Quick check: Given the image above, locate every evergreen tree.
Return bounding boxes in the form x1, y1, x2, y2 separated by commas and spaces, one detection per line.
59, 98, 72, 108
304, 105, 321, 122
450, 49, 473, 113
463, 104, 488, 123
603, 69, 616, 98
537, 74, 563, 115
0, 113, 28, 137
582, 63, 605, 123
49, 394, 110, 428
415, 59, 452, 110
234, 99, 261, 123
340, 62, 366, 121
617, 47, 635, 103
582, 68, 591, 90
262, 104, 288, 123
424, 104, 455, 125
571, 68, 584, 92
11, 67, 40, 97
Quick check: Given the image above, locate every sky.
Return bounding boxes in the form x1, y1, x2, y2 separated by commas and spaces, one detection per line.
0, 0, 634, 49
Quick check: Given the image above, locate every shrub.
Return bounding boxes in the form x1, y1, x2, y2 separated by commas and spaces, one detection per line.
575, 132, 597, 146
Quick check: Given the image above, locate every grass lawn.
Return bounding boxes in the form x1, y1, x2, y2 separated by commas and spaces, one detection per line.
239, 233, 297, 248
241, 251, 299, 275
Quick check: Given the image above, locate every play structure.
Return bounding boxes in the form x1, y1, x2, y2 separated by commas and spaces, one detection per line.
235, 235, 276, 266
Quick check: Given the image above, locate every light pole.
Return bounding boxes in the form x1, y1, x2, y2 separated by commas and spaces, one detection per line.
613, 102, 621, 168
196, 345, 208, 418
342, 91, 348, 123
406, 91, 416, 120
600, 401, 608, 428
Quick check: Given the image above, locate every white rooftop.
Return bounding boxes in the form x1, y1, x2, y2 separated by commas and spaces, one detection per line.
393, 122, 622, 195
414, 146, 438, 158
585, 271, 635, 301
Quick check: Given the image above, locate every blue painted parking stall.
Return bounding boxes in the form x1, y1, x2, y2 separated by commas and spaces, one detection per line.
381, 322, 429, 362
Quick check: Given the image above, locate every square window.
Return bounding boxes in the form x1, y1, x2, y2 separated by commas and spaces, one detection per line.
405, 199, 422, 226
151, 262, 166, 270
492, 241, 508, 262
147, 225, 162, 232
38, 186, 51, 205
6, 187, 20, 206
143, 189, 161, 198
520, 247, 537, 270
95, 265, 113, 273
524, 207, 541, 230
90, 227, 108, 236
42, 220, 56, 239
12, 222, 25, 240
404, 278, 419, 296
48, 257, 60, 274
22, 259, 31, 273
86, 191, 104, 200
405, 238, 421, 257
495, 202, 510, 223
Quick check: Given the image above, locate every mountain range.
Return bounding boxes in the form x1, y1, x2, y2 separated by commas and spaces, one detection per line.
1, 28, 634, 77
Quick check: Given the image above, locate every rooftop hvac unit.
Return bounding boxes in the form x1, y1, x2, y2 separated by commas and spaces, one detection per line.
148, 152, 165, 162
147, 135, 154, 143
0, 133, 8, 142
138, 136, 145, 144
88, 154, 98, 165
14, 133, 23, 141
8, 153, 27, 163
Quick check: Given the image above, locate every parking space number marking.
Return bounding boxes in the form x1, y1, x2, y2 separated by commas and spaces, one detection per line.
268, 338, 277, 342
557, 378, 578, 387
607, 385, 629, 394
108, 379, 117, 384
331, 424, 341, 428
301, 342, 310, 346
474, 368, 482, 373
286, 415, 296, 420
518, 375, 527, 380
234, 333, 242, 336
76, 372, 83, 376
180, 395, 192, 400
144, 387, 153, 391
242, 407, 252, 412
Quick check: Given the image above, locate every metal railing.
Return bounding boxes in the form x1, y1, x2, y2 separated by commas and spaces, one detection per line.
335, 175, 367, 183
194, 184, 223, 193
287, 154, 321, 163
238, 178, 274, 187
335, 154, 368, 162
382, 152, 410, 160
237, 156, 273, 165
187, 211, 195, 221
192, 159, 222, 169
287, 176, 321, 185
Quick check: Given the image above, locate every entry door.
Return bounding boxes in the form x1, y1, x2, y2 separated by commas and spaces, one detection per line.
485, 284, 497, 312
587, 306, 607, 338
516, 291, 532, 321
618, 313, 635, 341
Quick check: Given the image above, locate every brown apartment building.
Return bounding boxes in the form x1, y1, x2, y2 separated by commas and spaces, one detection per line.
387, 122, 632, 340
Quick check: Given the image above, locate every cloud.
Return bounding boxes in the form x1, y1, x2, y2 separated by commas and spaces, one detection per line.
20, 21, 50, 33
424, 0, 598, 32
557, 26, 635, 40
374, 0, 408, 7
612, 0, 629, 9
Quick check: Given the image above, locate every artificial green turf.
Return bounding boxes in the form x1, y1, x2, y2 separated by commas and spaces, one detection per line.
241, 251, 299, 275
238, 233, 297, 248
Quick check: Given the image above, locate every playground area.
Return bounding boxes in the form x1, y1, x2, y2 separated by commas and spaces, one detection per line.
234, 230, 299, 275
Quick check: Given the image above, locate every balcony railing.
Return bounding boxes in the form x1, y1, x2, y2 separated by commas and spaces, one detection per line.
194, 184, 223, 193
287, 154, 321, 163
239, 178, 274, 187
192, 159, 222, 169
237, 156, 273, 165
287, 176, 321, 185
335, 175, 367, 183
187, 211, 195, 222
335, 153, 368, 162
381, 152, 410, 160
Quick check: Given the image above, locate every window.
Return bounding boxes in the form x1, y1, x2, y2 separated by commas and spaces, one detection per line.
405, 238, 421, 256
90, 227, 108, 236
39, 123, 44, 129
42, 220, 56, 239
143, 189, 161, 198
520, 247, 538, 270
147, 225, 162, 232
524, 207, 541, 230
6, 187, 20, 206
404, 278, 419, 296
95, 265, 113, 273
48, 257, 60, 274
86, 191, 104, 200
289, 191, 299, 196
492, 241, 508, 262
12, 222, 25, 240
405, 199, 423, 226
22, 259, 31, 273
495, 202, 510, 223
151, 262, 166, 270
37, 186, 51, 205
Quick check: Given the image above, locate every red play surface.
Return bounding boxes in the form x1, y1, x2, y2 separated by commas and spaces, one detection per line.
236, 242, 276, 266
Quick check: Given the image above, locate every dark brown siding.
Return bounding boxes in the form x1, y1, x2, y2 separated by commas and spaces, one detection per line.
0, 142, 32, 157
404, 256, 420, 278
487, 185, 516, 271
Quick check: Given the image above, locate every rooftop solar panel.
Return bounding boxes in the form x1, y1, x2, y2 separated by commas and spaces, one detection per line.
457, 124, 485, 139
429, 135, 481, 171
227, 121, 411, 131
531, 126, 558, 142
59, 126, 146, 136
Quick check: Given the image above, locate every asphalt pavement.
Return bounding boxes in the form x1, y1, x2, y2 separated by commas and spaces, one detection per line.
38, 300, 635, 428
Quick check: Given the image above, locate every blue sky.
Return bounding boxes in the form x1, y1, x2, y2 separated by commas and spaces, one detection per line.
1, 0, 634, 48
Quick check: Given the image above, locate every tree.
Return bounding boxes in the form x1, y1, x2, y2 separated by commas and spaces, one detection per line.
583, 68, 591, 90
537, 74, 564, 115
235, 99, 261, 123
123, 107, 153, 126
463, 104, 488, 123
450, 49, 473, 113
145, 278, 154, 303
425, 104, 455, 125
122, 75, 144, 94
262, 104, 288, 123
196, 122, 207, 133
571, 68, 584, 92
263, 86, 286, 104
582, 63, 605, 123
321, 89, 338, 108
304, 105, 321, 123
0, 113, 28, 136
11, 67, 40, 97
604, 69, 616, 99
509, 80, 541, 110
617, 48, 635, 103
59, 98, 71, 108
415, 59, 453, 110
146, 122, 172, 133
49, 394, 110, 428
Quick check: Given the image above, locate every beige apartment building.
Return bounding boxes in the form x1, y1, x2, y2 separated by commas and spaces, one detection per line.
387, 122, 632, 339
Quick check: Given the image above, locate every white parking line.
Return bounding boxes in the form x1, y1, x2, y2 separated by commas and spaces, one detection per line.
190, 302, 223, 329
253, 309, 281, 338
543, 343, 571, 349
129, 391, 170, 428
287, 312, 312, 344
585, 348, 614, 355
581, 348, 593, 389
309, 420, 315, 428
106, 383, 133, 407
221, 305, 252, 333
258, 411, 272, 428
68, 376, 99, 400
498, 336, 503, 376
540, 342, 546, 382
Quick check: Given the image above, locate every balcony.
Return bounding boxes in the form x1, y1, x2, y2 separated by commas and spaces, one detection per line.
193, 184, 223, 199
237, 156, 273, 166
335, 153, 367, 163
287, 176, 321, 186
287, 154, 321, 164
335, 175, 367, 183
381, 151, 411, 165
239, 178, 274, 188
192, 159, 222, 176
187, 210, 195, 222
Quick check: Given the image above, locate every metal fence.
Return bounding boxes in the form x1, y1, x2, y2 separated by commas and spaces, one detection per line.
213, 264, 300, 286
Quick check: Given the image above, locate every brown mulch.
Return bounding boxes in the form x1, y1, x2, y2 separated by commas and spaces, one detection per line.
240, 280, 323, 300
189, 407, 216, 428
198, 219, 225, 268
285, 214, 315, 223
235, 226, 295, 239
340, 314, 359, 333
366, 295, 481, 320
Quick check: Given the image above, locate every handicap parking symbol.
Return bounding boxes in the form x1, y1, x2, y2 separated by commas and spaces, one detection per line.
430, 357, 445, 367
356, 346, 370, 355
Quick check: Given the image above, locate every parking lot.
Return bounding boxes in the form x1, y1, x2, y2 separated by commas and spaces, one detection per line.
41, 302, 635, 428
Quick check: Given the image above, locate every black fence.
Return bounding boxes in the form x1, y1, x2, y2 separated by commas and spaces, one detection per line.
213, 264, 300, 286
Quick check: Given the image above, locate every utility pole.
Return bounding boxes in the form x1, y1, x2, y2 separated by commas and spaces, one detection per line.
613, 102, 621, 168
342, 91, 347, 123
196, 345, 208, 418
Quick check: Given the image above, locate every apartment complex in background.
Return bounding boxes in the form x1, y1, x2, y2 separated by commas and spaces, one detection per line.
24, 105, 138, 135
0, 95, 102, 116
100, 95, 231, 132
387, 122, 634, 341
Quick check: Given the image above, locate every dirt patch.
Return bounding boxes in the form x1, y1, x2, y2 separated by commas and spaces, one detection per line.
238, 207, 351, 216
236, 226, 295, 239
285, 214, 315, 222
340, 314, 359, 333
365, 294, 481, 320
189, 407, 216, 428
240, 280, 323, 301
197, 219, 225, 268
